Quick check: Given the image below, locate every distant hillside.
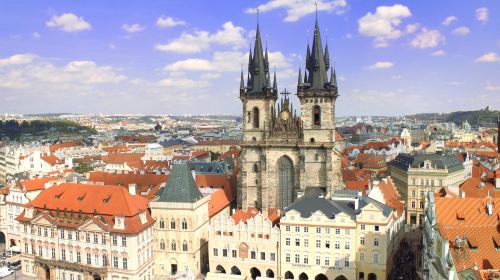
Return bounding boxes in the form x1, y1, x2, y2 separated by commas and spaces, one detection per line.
407, 108, 499, 126
0, 120, 97, 140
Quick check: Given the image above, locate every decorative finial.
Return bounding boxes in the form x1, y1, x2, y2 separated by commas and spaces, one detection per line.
257, 7, 260, 25
315, 2, 318, 20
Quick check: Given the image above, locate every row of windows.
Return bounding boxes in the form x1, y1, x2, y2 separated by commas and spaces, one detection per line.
159, 240, 188, 252
158, 219, 188, 230
213, 248, 276, 261
285, 254, 350, 267
411, 178, 443, 187
359, 252, 379, 264
410, 201, 425, 209
24, 225, 128, 247
285, 226, 352, 235
285, 238, 351, 250
360, 236, 379, 247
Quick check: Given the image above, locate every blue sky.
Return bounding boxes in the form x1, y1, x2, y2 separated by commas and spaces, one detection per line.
0, 0, 499, 116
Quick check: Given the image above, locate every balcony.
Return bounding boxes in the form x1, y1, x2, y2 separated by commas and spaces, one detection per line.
34, 256, 107, 275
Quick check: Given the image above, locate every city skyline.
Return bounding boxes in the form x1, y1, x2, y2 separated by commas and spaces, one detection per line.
0, 0, 499, 116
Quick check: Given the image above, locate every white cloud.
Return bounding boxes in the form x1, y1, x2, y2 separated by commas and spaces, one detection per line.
431, 50, 446, 56
368, 61, 394, 70
155, 22, 246, 53
0, 56, 126, 89
392, 75, 402, 79
410, 28, 444, 49
32, 32, 41, 39
358, 4, 412, 47
46, 13, 91, 32
485, 82, 500, 91
246, 0, 347, 22
476, 7, 488, 23
0, 53, 37, 67
122, 24, 145, 33
442, 16, 457, 26
475, 52, 499, 63
156, 16, 186, 28
158, 77, 209, 89
164, 50, 291, 72
452, 26, 470, 36
406, 23, 419, 34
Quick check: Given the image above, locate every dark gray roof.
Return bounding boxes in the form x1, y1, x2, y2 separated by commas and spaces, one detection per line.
189, 161, 226, 174
285, 187, 393, 219
389, 152, 464, 173
157, 163, 203, 203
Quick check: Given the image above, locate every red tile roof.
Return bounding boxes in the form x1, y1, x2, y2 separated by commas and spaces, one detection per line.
41, 154, 62, 165
87, 171, 168, 193
434, 196, 500, 270
19, 177, 60, 192
49, 141, 81, 153
377, 177, 404, 215
231, 208, 280, 224
102, 153, 144, 164
459, 178, 500, 198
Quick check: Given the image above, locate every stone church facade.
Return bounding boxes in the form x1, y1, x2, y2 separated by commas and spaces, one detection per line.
238, 18, 343, 211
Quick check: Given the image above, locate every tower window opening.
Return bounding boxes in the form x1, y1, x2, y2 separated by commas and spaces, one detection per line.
313, 105, 321, 126
253, 107, 260, 128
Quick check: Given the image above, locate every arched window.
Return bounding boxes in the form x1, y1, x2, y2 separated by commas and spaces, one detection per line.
252, 137, 257, 142
181, 219, 188, 230
159, 240, 165, 250
313, 105, 321, 126
170, 219, 176, 229
182, 241, 188, 252
159, 219, 164, 229
253, 107, 260, 128
310, 138, 315, 143
171, 241, 176, 251
253, 163, 259, 173
278, 156, 294, 210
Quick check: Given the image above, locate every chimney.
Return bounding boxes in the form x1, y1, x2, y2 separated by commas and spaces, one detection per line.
128, 184, 137, 196
487, 202, 493, 216
355, 189, 362, 210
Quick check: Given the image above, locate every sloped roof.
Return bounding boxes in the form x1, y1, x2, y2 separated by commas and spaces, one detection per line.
157, 163, 203, 203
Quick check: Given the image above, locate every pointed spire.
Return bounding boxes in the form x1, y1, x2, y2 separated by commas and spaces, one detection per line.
273, 66, 277, 91
307, 14, 328, 89
240, 69, 245, 89
247, 20, 268, 93
304, 70, 308, 84
306, 43, 311, 69
247, 44, 253, 72
297, 68, 303, 86
330, 67, 337, 87
324, 41, 330, 69
265, 43, 269, 71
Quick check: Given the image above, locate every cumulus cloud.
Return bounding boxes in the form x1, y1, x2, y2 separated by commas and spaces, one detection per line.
246, 0, 347, 22
442, 16, 457, 26
0, 53, 37, 67
431, 50, 446, 56
406, 23, 419, 34
155, 22, 246, 53
122, 23, 145, 33
368, 61, 394, 70
156, 16, 186, 28
46, 13, 91, 32
164, 51, 291, 72
0, 55, 126, 89
476, 7, 488, 23
452, 26, 470, 36
358, 4, 412, 47
475, 52, 499, 63
410, 28, 444, 49
158, 77, 209, 89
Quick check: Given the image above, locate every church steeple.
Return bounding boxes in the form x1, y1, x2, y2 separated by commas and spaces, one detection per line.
247, 22, 269, 94
307, 17, 328, 89
240, 69, 245, 90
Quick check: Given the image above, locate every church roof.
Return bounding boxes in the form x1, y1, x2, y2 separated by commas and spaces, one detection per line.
157, 163, 203, 203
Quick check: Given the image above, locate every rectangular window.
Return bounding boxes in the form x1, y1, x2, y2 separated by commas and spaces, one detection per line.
335, 256, 340, 267
304, 255, 309, 264
420, 190, 424, 197
101, 234, 106, 244
335, 240, 340, 249
52, 248, 55, 259
113, 256, 118, 268
94, 255, 99, 266
87, 253, 92, 265
360, 225, 365, 231
77, 252, 81, 263
411, 201, 416, 209
345, 229, 350, 235
373, 252, 379, 264
316, 240, 321, 248
316, 256, 321, 265
61, 249, 66, 261
360, 236, 365, 245
295, 254, 300, 264
93, 234, 98, 244
345, 241, 350, 250
38, 246, 42, 256
102, 254, 107, 266
324, 256, 330, 266
213, 248, 218, 257
303, 227, 308, 233
285, 253, 290, 263
335, 228, 340, 235
325, 228, 330, 234
24, 243, 28, 253
68, 231, 72, 240
51, 229, 55, 238
38, 227, 41, 236
285, 226, 290, 232
374, 238, 379, 246
75, 232, 79, 241
295, 226, 300, 233
360, 252, 365, 262
345, 255, 350, 267
112, 235, 117, 245
251, 251, 256, 260
60, 229, 65, 239
222, 249, 228, 257
374, 225, 379, 232
270, 253, 275, 261
304, 239, 309, 247
420, 201, 424, 209
285, 238, 290, 246
295, 239, 300, 246
44, 228, 48, 237
122, 258, 128, 269
260, 252, 265, 260
316, 227, 321, 234
86, 233, 90, 243
121, 236, 127, 247
232, 250, 237, 258
325, 240, 331, 249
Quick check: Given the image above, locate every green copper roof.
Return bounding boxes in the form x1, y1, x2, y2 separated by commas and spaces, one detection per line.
158, 163, 203, 203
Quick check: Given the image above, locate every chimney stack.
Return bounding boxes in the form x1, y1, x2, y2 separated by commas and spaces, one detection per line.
128, 184, 137, 196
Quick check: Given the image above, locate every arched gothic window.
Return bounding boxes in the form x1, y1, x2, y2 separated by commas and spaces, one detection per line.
278, 156, 294, 210
159, 240, 165, 250
170, 219, 176, 229
159, 219, 164, 229
253, 107, 260, 128
181, 219, 188, 230
171, 241, 176, 251
182, 241, 188, 252
313, 105, 321, 126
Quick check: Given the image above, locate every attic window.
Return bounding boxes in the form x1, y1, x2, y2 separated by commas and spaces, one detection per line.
493, 236, 500, 250
54, 192, 64, 199
456, 211, 465, 221
78, 194, 86, 201
103, 195, 112, 204
467, 236, 479, 250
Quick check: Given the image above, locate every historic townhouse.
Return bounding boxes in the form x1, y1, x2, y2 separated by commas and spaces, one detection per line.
280, 188, 402, 280
149, 163, 210, 278
207, 208, 280, 280
17, 183, 155, 280
389, 153, 469, 225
